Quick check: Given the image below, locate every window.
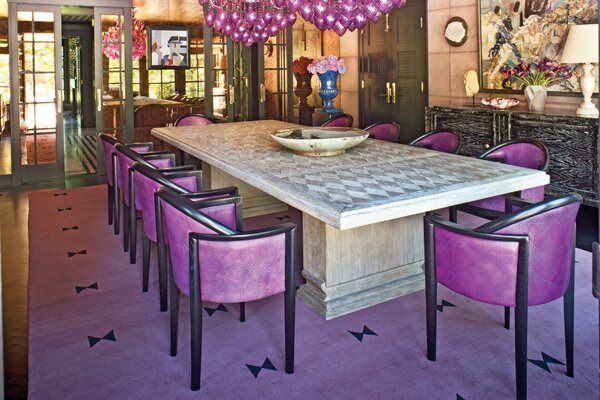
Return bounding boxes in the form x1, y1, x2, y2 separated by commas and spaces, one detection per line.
148, 69, 175, 98
185, 53, 204, 98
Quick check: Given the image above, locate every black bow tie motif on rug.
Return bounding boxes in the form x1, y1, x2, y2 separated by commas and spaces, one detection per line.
67, 249, 87, 258
88, 330, 116, 348
53, 192, 67, 197
57, 207, 72, 212
62, 225, 79, 232
204, 303, 228, 316
348, 325, 378, 342
528, 352, 565, 373
75, 282, 98, 294
246, 357, 277, 378
436, 299, 456, 312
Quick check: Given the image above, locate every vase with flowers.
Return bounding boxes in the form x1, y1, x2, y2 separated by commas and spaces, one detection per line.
293, 57, 315, 125
500, 58, 573, 112
308, 55, 346, 113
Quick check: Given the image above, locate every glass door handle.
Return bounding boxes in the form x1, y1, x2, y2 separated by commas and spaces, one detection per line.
391, 82, 396, 104
96, 89, 102, 112
260, 84, 266, 103
386, 82, 391, 104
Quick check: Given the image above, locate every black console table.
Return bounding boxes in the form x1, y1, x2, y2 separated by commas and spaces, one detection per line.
426, 105, 599, 207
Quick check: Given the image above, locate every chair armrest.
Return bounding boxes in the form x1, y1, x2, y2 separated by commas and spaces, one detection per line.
504, 195, 537, 213
159, 165, 197, 172
480, 155, 506, 163
184, 186, 238, 199
143, 153, 176, 167
412, 143, 432, 150
125, 141, 154, 151
191, 222, 296, 241
140, 150, 170, 156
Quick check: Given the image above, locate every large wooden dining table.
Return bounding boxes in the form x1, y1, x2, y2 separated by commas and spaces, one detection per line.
151, 120, 549, 320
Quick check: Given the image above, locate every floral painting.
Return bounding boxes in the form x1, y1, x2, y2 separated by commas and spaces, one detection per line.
479, 0, 598, 92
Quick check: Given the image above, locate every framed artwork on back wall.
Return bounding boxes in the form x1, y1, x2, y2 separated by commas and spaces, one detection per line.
147, 26, 190, 70
478, 0, 598, 93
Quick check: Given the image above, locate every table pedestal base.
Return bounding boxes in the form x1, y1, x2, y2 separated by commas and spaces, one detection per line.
298, 213, 425, 320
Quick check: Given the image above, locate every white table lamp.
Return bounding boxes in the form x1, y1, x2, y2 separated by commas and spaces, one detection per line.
561, 24, 599, 117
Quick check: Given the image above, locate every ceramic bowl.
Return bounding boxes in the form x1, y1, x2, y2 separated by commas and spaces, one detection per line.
272, 127, 369, 156
481, 97, 520, 109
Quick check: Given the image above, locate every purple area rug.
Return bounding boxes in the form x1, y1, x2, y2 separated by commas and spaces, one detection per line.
28, 186, 599, 399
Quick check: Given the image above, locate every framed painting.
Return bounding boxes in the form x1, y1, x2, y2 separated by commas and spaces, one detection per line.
147, 26, 190, 70
478, 0, 598, 93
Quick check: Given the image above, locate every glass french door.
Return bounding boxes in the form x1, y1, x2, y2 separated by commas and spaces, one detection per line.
94, 7, 133, 174
9, 4, 64, 184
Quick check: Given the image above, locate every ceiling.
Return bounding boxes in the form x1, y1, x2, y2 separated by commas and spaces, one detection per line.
0, 1, 204, 25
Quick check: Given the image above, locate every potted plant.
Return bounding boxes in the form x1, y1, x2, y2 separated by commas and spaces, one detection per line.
307, 55, 346, 113
500, 58, 573, 112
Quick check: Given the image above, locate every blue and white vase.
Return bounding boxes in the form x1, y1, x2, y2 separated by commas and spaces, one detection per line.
317, 70, 342, 113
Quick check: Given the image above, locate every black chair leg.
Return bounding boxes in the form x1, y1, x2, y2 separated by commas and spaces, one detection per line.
169, 260, 179, 357
157, 243, 168, 312
142, 234, 151, 292
504, 306, 511, 330
564, 254, 575, 378
107, 184, 114, 226
130, 207, 137, 264
284, 287, 295, 374
515, 300, 528, 400
239, 302, 246, 322
122, 204, 130, 252
190, 299, 202, 391
448, 206, 457, 223
424, 221, 437, 361
114, 189, 120, 235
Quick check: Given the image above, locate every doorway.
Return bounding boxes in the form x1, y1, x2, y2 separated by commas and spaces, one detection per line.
359, 0, 427, 142
8, 2, 131, 185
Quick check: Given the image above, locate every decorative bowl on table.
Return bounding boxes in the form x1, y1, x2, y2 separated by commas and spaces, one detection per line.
481, 97, 520, 109
272, 127, 369, 156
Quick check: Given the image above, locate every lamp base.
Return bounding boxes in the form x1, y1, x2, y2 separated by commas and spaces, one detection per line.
576, 63, 599, 117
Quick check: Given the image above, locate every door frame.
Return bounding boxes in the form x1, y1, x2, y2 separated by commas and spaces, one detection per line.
9, 2, 64, 185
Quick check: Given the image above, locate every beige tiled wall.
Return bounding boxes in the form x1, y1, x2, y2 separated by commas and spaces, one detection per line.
426, 0, 587, 112
340, 31, 359, 127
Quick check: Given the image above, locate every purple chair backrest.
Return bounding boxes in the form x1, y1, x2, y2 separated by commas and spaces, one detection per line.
410, 129, 461, 154
322, 113, 354, 128
364, 121, 400, 142
175, 114, 214, 126
434, 197, 579, 307
159, 195, 239, 298
114, 145, 173, 207
481, 140, 548, 171
99, 134, 151, 186
134, 171, 199, 242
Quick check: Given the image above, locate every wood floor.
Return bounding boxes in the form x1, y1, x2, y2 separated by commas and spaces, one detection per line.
0, 177, 597, 398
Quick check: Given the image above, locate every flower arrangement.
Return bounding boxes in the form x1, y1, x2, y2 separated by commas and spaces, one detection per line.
102, 9, 146, 61
307, 55, 346, 75
500, 58, 573, 87
292, 57, 314, 75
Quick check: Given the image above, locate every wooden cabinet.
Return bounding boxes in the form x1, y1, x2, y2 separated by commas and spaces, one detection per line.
426, 105, 599, 207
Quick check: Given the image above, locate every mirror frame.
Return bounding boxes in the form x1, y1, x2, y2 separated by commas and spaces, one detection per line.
444, 16, 468, 47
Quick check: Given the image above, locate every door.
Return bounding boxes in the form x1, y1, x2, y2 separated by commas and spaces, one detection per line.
9, 4, 64, 184
359, 0, 427, 142
94, 6, 133, 174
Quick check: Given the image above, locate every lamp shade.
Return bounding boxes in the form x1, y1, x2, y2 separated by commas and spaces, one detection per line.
561, 24, 599, 63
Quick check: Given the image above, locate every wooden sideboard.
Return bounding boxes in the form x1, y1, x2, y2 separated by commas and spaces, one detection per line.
426, 105, 599, 207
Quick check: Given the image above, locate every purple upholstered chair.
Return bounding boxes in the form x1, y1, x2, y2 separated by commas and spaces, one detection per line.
594, 242, 600, 301
449, 138, 549, 223
321, 113, 354, 128
114, 143, 178, 257
364, 121, 401, 142
156, 186, 296, 391
131, 161, 237, 311
175, 113, 215, 126
424, 193, 581, 400
99, 133, 153, 234
409, 128, 461, 154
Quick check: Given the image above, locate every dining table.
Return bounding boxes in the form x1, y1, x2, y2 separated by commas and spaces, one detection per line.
151, 120, 549, 320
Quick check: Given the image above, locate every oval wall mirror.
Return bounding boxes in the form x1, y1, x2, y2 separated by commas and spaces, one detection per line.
444, 17, 468, 47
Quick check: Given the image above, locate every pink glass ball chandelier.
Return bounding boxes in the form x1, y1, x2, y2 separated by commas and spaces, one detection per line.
293, 0, 406, 36
199, 0, 297, 46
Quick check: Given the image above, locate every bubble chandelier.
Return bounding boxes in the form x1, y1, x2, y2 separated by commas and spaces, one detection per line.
292, 0, 407, 36
199, 0, 297, 46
